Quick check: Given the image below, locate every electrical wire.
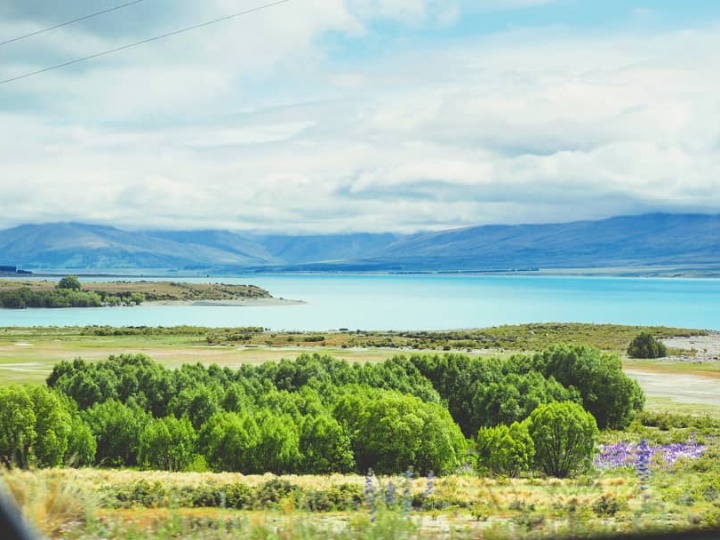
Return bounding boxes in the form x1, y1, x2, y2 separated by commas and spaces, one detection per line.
0, 0, 146, 48
0, 0, 290, 86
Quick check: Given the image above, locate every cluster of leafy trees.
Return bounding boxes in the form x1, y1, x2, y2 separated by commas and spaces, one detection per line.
0, 276, 144, 309
0, 286, 103, 308
0, 345, 643, 476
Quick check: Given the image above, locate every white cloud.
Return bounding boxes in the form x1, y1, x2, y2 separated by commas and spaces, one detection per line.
0, 3, 719, 232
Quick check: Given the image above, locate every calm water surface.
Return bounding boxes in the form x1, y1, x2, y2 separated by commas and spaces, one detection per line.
1, 275, 719, 331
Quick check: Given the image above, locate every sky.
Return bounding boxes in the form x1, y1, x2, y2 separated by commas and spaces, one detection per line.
1, 0, 720, 233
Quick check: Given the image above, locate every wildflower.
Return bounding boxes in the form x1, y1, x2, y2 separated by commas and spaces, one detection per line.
386, 481, 396, 507
402, 467, 413, 516
424, 471, 434, 499
636, 439, 651, 494
364, 468, 377, 522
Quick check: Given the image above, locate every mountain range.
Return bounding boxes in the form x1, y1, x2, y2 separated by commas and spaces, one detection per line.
1, 213, 719, 276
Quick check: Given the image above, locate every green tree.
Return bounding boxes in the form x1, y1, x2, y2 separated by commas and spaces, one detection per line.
138, 416, 196, 471
334, 387, 466, 475
198, 411, 262, 472
0, 386, 37, 468
407, 353, 504, 436
29, 387, 72, 467
536, 344, 644, 429
168, 384, 222, 429
298, 413, 355, 474
57, 275, 82, 291
255, 409, 302, 474
627, 332, 667, 359
526, 402, 598, 478
472, 371, 579, 428
65, 415, 96, 467
476, 421, 534, 477
83, 399, 148, 466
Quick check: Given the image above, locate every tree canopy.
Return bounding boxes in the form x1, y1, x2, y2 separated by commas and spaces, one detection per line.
0, 347, 644, 476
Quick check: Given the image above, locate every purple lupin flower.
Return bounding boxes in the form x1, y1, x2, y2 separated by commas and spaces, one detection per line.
365, 468, 377, 522
636, 439, 651, 495
403, 467, 413, 516
386, 481, 396, 507
424, 471, 435, 498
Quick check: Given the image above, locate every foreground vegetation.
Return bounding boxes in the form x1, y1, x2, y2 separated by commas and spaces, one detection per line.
0, 322, 718, 538
3, 430, 720, 538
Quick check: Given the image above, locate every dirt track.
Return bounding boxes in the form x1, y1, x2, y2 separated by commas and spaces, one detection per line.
623, 334, 720, 406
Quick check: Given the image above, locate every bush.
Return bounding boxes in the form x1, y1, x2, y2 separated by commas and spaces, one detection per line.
526, 401, 598, 477
476, 422, 534, 477
627, 332, 667, 359
57, 276, 82, 291
253, 478, 301, 508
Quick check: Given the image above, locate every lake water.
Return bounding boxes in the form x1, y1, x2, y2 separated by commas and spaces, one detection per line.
1, 274, 719, 331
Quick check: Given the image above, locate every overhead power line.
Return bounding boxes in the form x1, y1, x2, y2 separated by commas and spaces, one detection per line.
0, 0, 291, 86
0, 0, 146, 48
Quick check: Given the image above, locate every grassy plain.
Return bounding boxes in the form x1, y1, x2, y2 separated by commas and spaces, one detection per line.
0, 322, 716, 386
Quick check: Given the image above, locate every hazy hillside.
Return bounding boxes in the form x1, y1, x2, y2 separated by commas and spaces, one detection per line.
0, 214, 718, 274
0, 223, 397, 271
357, 213, 720, 272
248, 233, 400, 264
0, 223, 276, 270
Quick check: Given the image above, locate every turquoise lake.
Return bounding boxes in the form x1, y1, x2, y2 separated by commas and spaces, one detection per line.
1, 275, 719, 331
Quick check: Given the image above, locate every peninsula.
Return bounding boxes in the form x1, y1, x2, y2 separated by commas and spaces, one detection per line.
0, 278, 293, 309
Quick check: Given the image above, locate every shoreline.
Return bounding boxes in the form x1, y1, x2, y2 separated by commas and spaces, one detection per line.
140, 297, 305, 307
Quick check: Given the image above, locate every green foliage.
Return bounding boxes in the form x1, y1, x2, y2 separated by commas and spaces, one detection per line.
299, 413, 355, 474
65, 414, 96, 466
254, 409, 302, 474
168, 384, 222, 429
40, 347, 644, 476
628, 332, 668, 358
406, 353, 504, 436
49, 354, 175, 416
472, 371, 579, 428
138, 416, 197, 471
0, 385, 74, 468
527, 401, 599, 477
197, 411, 262, 473
82, 399, 149, 467
57, 275, 82, 291
535, 344, 645, 429
334, 387, 466, 475
0, 286, 102, 308
0, 385, 37, 468
28, 386, 72, 467
476, 421, 535, 477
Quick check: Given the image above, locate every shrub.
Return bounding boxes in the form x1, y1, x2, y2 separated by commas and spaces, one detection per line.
223, 482, 253, 509
57, 276, 82, 291
476, 421, 534, 477
526, 401, 598, 477
627, 332, 667, 359
253, 478, 300, 508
